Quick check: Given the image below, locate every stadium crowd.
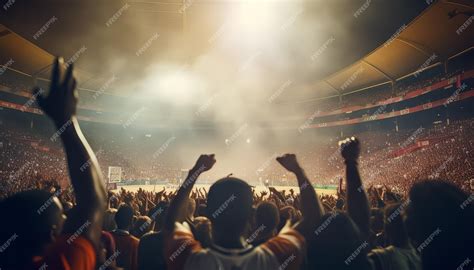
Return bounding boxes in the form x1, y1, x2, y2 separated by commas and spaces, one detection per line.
2, 117, 473, 197
0, 58, 473, 270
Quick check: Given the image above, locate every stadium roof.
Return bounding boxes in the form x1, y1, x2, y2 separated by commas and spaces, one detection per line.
0, 24, 106, 95
0, 0, 473, 100
293, 0, 474, 102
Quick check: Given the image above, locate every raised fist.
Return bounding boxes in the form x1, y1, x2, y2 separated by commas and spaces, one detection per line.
276, 154, 301, 173
193, 154, 216, 172
339, 137, 360, 162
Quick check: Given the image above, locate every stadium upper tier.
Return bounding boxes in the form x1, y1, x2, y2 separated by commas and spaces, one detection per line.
1, 68, 473, 128
284, 0, 474, 101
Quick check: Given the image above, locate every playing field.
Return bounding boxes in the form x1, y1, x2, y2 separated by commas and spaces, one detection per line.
117, 184, 337, 196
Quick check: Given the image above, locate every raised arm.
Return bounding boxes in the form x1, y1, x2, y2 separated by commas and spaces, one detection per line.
35, 57, 107, 248
276, 154, 323, 237
339, 137, 370, 239
164, 154, 215, 232
337, 176, 344, 198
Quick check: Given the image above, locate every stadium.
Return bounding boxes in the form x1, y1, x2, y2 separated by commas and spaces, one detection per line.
0, 0, 473, 270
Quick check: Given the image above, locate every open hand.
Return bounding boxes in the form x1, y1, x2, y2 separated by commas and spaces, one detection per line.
35, 57, 78, 126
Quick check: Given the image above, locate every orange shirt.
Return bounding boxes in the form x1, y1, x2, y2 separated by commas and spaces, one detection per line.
32, 235, 96, 270
111, 230, 139, 270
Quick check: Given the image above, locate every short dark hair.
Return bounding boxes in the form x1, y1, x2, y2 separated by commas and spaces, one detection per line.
255, 201, 279, 232
206, 177, 253, 235
406, 180, 474, 270
0, 190, 63, 268
115, 204, 135, 229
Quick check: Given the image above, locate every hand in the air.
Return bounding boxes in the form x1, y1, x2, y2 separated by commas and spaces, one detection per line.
193, 154, 216, 172
35, 57, 78, 126
276, 154, 301, 173
339, 137, 360, 162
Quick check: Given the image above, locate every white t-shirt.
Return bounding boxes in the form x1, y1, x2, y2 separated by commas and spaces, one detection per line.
165, 222, 305, 270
